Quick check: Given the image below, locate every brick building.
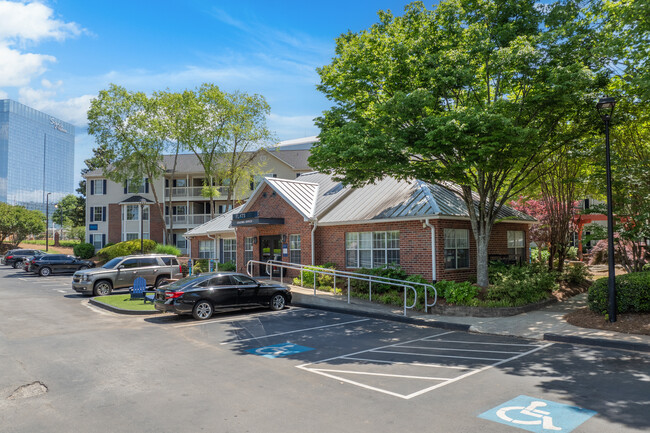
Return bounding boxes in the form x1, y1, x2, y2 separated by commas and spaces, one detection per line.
185, 172, 535, 283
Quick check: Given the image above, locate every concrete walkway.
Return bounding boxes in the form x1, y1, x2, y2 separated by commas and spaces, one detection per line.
289, 284, 650, 353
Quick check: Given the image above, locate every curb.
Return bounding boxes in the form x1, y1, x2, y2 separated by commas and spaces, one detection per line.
543, 333, 650, 353
428, 298, 557, 317
89, 298, 160, 315
291, 301, 471, 332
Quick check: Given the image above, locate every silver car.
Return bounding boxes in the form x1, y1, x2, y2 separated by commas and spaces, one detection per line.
72, 254, 183, 296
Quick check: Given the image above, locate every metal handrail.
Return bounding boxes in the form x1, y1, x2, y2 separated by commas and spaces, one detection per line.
245, 260, 437, 316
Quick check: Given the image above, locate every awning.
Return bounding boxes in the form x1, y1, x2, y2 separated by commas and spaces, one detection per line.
231, 217, 285, 227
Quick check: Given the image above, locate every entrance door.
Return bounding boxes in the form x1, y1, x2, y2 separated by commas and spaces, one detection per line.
259, 235, 282, 276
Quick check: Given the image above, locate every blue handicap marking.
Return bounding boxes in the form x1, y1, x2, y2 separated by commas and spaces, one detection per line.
479, 395, 596, 433
247, 342, 314, 359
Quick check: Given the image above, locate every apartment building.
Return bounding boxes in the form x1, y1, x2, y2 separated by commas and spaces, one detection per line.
83, 144, 313, 254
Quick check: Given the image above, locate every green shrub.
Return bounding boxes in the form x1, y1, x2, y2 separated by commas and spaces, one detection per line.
488, 263, 557, 306
218, 261, 236, 271
293, 264, 336, 288
153, 244, 181, 256
73, 242, 95, 259
97, 239, 157, 260
643, 263, 650, 272
561, 262, 592, 284
566, 246, 579, 260
530, 247, 551, 265
436, 280, 479, 305
588, 272, 650, 315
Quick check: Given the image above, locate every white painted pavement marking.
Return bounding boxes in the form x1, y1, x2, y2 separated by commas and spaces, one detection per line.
298, 332, 553, 400
394, 345, 525, 354
220, 318, 370, 344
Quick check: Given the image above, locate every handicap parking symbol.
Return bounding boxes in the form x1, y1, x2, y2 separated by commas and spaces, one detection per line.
479, 395, 596, 432
247, 342, 314, 359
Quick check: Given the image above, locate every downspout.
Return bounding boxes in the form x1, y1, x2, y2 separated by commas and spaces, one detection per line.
311, 219, 318, 266
423, 219, 436, 281
207, 232, 216, 272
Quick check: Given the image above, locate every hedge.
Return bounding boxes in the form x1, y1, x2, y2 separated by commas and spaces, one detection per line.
73, 242, 95, 259
97, 239, 157, 260
588, 271, 650, 315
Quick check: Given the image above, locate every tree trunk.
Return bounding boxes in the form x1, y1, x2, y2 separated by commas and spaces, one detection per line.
476, 233, 490, 288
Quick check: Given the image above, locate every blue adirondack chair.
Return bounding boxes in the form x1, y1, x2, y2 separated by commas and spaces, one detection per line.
130, 277, 147, 300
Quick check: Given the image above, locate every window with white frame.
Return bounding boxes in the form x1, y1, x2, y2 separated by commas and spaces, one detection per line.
126, 233, 139, 241
223, 238, 236, 263
508, 231, 526, 260
289, 234, 301, 264
142, 206, 149, 221
125, 205, 139, 221
126, 179, 147, 194
90, 234, 104, 250
444, 228, 470, 269
346, 231, 399, 268
244, 237, 254, 265
175, 235, 187, 249
93, 207, 104, 222
199, 240, 214, 259
91, 179, 104, 195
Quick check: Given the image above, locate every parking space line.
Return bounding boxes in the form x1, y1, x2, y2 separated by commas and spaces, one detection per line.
395, 345, 524, 354
298, 332, 553, 400
220, 318, 370, 344
342, 357, 470, 370
404, 343, 554, 399
309, 369, 450, 381
372, 350, 505, 361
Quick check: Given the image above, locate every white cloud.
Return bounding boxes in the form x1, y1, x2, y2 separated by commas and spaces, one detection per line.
18, 87, 93, 126
267, 113, 319, 141
0, 1, 82, 43
0, 44, 55, 86
0, 1, 82, 87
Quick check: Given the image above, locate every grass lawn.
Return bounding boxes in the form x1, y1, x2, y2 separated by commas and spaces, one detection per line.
93, 294, 157, 311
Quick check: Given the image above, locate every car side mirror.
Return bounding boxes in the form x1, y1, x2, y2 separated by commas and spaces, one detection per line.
118, 265, 124, 270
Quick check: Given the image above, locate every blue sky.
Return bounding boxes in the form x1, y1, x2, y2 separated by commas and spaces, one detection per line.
0, 0, 419, 187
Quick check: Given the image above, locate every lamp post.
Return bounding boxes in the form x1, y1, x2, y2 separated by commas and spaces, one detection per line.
45, 193, 52, 252
139, 198, 146, 254
596, 96, 617, 322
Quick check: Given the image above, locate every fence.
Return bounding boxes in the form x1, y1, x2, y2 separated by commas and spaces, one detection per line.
246, 259, 437, 317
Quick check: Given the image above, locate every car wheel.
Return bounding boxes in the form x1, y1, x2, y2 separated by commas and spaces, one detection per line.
11, 262, 17, 269
93, 280, 112, 296
154, 276, 168, 288
269, 293, 286, 311
15, 261, 24, 270
192, 300, 213, 320
39, 267, 52, 277
79, 265, 89, 270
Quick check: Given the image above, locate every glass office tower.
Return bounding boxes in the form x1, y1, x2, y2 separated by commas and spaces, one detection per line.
0, 99, 75, 214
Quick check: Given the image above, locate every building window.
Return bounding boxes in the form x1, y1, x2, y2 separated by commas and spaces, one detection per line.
244, 237, 254, 265
142, 206, 149, 221
346, 231, 400, 268
125, 205, 139, 221
223, 238, 236, 263
199, 240, 214, 259
90, 234, 105, 250
289, 234, 301, 264
126, 179, 148, 194
508, 231, 526, 261
92, 207, 105, 222
444, 229, 470, 270
91, 179, 105, 195
175, 235, 187, 249
126, 233, 139, 241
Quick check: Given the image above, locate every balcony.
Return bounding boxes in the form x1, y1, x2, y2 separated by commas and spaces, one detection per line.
164, 214, 214, 228
164, 186, 252, 201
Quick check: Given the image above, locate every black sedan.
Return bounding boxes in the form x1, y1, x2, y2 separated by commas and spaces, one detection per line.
154, 272, 291, 320
30, 254, 95, 276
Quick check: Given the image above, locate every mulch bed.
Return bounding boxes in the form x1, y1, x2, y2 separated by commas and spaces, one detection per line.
565, 307, 650, 336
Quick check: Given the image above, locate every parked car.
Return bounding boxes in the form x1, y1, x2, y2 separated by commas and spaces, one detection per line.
72, 254, 183, 296
1, 249, 47, 268
153, 272, 292, 320
30, 254, 95, 276
23, 254, 52, 272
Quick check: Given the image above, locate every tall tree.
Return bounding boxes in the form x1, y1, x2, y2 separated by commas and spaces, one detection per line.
53, 194, 85, 228
87, 84, 167, 230
310, 0, 605, 286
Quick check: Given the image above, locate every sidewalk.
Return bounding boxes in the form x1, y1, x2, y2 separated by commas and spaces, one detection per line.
289, 285, 650, 353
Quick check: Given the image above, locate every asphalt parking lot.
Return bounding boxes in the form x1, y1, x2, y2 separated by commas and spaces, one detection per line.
1, 265, 649, 433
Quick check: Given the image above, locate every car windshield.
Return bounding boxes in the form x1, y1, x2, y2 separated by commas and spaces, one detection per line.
102, 258, 123, 269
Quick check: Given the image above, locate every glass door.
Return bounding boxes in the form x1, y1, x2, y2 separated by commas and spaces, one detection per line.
259, 235, 282, 276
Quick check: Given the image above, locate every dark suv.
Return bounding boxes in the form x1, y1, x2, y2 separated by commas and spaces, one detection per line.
72, 254, 183, 296
30, 254, 95, 276
1, 249, 47, 268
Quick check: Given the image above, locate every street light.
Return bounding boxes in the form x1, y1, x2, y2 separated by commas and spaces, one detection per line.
45, 193, 52, 252
596, 96, 617, 322
139, 198, 147, 254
